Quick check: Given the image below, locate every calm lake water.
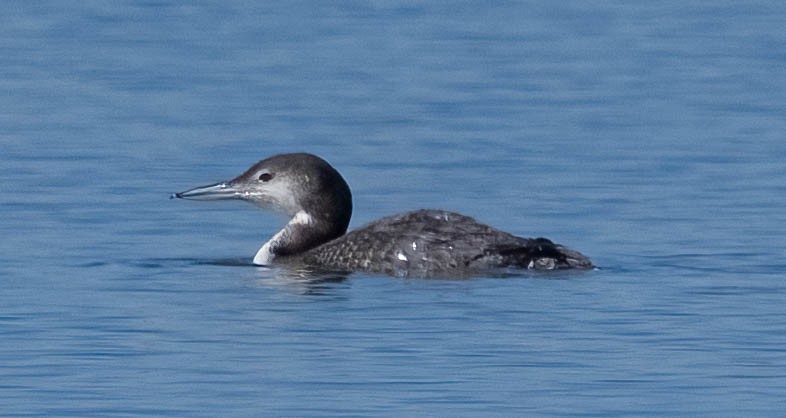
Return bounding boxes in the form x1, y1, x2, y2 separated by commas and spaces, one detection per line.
2, 1, 786, 416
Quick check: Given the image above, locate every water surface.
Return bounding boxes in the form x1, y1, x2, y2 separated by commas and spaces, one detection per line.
2, 1, 786, 416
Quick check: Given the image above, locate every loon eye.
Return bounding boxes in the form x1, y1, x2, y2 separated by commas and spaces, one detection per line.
258, 172, 274, 182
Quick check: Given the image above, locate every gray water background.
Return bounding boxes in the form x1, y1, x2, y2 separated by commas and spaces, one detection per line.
2, 1, 786, 416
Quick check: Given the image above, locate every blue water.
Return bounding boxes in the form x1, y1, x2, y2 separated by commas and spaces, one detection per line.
2, 1, 786, 416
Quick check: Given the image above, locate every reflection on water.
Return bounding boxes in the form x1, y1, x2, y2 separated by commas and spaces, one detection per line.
250, 269, 350, 297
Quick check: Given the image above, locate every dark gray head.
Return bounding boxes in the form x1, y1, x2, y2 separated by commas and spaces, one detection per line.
175, 153, 353, 244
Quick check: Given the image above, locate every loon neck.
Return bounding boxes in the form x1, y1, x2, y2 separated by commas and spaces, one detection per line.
253, 210, 345, 265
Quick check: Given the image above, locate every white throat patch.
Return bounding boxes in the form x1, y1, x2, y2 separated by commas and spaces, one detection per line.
253, 211, 314, 265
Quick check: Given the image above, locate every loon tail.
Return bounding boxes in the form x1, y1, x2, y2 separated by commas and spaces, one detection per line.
496, 237, 594, 270
553, 243, 594, 269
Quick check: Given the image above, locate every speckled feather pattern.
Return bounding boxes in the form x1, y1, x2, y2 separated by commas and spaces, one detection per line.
296, 209, 592, 277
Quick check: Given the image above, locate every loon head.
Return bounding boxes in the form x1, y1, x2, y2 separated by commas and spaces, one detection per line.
175, 153, 353, 262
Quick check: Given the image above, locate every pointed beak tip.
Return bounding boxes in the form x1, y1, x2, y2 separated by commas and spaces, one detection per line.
171, 182, 240, 201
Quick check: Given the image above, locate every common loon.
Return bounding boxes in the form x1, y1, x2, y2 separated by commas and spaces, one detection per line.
174, 153, 593, 277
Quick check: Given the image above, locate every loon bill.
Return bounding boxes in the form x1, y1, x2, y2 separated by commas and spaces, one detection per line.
174, 152, 593, 277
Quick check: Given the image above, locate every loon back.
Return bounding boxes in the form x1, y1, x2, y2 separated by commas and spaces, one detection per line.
299, 209, 593, 277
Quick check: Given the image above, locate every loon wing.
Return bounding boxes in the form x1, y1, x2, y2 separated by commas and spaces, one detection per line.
302, 209, 592, 276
